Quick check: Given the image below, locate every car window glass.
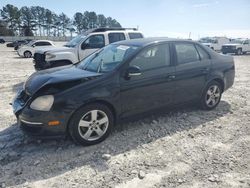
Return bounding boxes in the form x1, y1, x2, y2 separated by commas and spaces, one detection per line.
175, 43, 200, 64
83, 35, 105, 49
108, 33, 125, 43
196, 45, 210, 60
130, 44, 170, 71
128, 33, 143, 39
243, 40, 249, 44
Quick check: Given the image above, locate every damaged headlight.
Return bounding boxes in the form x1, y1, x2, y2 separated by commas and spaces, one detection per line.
30, 95, 54, 111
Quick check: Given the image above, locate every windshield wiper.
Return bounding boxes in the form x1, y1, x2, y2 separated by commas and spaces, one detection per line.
97, 59, 104, 73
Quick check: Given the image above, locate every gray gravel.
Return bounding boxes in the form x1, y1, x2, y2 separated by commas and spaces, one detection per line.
0, 45, 249, 188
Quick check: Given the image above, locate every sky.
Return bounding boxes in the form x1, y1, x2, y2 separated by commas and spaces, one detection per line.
1, 0, 250, 39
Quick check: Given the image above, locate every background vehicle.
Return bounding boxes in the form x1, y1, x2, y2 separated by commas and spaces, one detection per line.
17, 40, 55, 58
33, 28, 144, 70
13, 38, 235, 146
6, 40, 26, 48
0, 38, 5, 44
222, 38, 250, 55
14, 39, 33, 50
199, 37, 230, 51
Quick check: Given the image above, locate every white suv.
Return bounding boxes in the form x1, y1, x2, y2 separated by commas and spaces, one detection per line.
199, 37, 230, 51
222, 39, 250, 55
34, 28, 144, 70
17, 40, 55, 58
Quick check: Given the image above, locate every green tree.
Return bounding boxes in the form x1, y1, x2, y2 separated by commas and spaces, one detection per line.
0, 4, 21, 35
20, 6, 36, 36
97, 14, 106, 27
59, 13, 70, 36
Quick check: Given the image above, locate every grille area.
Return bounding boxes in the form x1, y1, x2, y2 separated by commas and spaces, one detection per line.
18, 90, 30, 104
34, 53, 46, 70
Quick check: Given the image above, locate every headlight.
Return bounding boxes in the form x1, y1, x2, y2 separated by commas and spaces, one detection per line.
30, 95, 54, 111
46, 53, 56, 59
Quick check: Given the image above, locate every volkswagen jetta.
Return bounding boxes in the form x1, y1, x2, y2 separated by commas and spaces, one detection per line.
12, 38, 235, 145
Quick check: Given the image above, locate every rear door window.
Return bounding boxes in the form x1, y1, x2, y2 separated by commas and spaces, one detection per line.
128, 33, 143, 39
35, 42, 52, 46
175, 43, 200, 64
195, 45, 210, 60
108, 33, 126, 43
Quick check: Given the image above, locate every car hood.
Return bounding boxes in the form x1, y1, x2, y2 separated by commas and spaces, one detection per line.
202, 43, 212, 46
35, 46, 73, 54
24, 65, 102, 95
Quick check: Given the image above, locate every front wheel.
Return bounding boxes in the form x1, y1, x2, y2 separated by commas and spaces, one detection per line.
69, 103, 114, 146
24, 51, 32, 58
200, 81, 222, 110
236, 48, 242, 55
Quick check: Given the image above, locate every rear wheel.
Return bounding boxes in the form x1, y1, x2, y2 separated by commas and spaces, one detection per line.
236, 48, 242, 55
69, 103, 114, 146
200, 81, 222, 110
24, 51, 32, 58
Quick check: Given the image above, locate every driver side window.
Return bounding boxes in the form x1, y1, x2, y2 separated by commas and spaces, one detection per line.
82, 35, 105, 49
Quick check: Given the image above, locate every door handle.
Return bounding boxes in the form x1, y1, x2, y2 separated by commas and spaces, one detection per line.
166, 75, 176, 81
200, 68, 209, 73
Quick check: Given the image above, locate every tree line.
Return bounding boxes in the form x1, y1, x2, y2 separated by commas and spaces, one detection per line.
0, 4, 122, 37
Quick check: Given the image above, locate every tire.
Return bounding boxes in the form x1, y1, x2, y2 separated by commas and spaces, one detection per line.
69, 103, 114, 146
200, 81, 222, 110
236, 48, 242, 55
24, 51, 32, 58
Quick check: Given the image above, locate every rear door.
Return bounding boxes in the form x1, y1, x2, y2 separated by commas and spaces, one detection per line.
173, 42, 211, 103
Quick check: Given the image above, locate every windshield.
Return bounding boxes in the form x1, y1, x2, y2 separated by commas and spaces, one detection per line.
65, 35, 86, 47
77, 44, 139, 73
230, 39, 244, 44
199, 38, 217, 43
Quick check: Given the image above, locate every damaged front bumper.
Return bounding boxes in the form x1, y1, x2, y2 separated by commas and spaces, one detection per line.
12, 90, 67, 138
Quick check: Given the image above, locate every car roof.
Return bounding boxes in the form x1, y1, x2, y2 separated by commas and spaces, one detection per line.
34, 40, 53, 43
114, 37, 196, 47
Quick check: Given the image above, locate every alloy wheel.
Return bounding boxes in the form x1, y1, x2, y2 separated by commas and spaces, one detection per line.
205, 85, 221, 108
78, 110, 109, 141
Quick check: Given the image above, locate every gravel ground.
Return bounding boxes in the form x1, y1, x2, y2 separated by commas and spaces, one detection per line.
0, 44, 249, 188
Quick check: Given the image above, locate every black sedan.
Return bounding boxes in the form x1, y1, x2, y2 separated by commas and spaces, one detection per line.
0, 38, 5, 44
12, 38, 235, 145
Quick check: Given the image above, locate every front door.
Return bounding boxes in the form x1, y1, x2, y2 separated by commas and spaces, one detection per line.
120, 43, 176, 117
79, 34, 105, 61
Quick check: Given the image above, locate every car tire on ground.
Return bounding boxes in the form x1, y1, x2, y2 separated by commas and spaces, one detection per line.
236, 48, 242, 55
69, 103, 114, 146
24, 51, 32, 58
200, 80, 222, 110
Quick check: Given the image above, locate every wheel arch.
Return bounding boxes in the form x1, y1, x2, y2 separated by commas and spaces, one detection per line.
24, 50, 32, 56
66, 99, 117, 133
203, 77, 225, 94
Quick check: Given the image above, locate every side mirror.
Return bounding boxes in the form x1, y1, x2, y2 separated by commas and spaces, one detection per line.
32, 44, 35, 47
126, 65, 142, 78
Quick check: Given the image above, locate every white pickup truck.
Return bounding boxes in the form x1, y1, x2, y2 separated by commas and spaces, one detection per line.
221, 39, 250, 55
199, 37, 230, 51
34, 28, 144, 70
